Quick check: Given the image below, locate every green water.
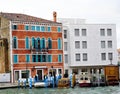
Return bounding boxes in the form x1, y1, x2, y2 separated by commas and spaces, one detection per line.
0, 86, 120, 94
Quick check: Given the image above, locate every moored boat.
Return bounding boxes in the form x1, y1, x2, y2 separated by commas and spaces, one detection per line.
78, 72, 91, 87
58, 78, 70, 88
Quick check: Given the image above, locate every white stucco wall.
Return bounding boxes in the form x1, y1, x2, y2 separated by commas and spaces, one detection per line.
58, 18, 117, 69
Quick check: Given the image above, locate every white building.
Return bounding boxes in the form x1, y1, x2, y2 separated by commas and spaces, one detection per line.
58, 18, 118, 78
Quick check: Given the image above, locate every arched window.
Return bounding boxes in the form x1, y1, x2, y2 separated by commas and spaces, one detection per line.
41, 38, 45, 49
25, 37, 29, 49
13, 36, 17, 48
37, 38, 40, 49
32, 37, 36, 48
58, 38, 62, 50
48, 38, 52, 49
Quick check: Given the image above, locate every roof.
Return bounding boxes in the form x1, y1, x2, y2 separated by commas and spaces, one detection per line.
0, 12, 61, 24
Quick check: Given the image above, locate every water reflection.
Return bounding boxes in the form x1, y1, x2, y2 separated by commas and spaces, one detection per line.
0, 86, 120, 94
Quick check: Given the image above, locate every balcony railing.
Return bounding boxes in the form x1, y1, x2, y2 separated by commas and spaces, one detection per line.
30, 46, 48, 54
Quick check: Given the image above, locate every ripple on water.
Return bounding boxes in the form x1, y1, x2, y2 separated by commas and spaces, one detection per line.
0, 86, 120, 94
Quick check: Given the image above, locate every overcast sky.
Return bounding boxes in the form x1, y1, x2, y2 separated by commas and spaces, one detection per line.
0, 0, 120, 48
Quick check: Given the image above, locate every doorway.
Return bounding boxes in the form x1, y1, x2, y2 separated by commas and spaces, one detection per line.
37, 69, 43, 80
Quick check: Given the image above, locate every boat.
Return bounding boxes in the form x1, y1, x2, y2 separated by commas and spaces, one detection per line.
78, 72, 91, 87
34, 80, 50, 88
58, 78, 70, 88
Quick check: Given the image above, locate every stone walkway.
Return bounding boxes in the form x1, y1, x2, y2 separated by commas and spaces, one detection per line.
0, 83, 18, 89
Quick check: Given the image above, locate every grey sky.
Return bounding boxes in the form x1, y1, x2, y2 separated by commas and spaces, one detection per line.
0, 0, 120, 48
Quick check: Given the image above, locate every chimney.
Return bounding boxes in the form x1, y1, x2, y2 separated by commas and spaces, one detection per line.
53, 11, 57, 22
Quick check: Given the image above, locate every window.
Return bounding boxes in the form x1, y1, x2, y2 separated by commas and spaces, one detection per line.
32, 37, 36, 49
13, 37, 17, 48
26, 54, 30, 62
48, 27, 51, 32
58, 38, 62, 50
74, 29, 79, 36
64, 54, 68, 63
13, 55, 18, 63
83, 53, 87, 61
82, 41, 87, 49
100, 29, 105, 36
36, 26, 40, 31
25, 37, 29, 49
21, 70, 29, 79
108, 41, 112, 48
48, 55, 52, 62
37, 38, 40, 49
76, 53, 80, 61
41, 38, 45, 49
38, 55, 42, 62
108, 53, 113, 60
12, 25, 17, 30
75, 41, 80, 49
58, 54, 62, 62
81, 68, 87, 72
32, 55, 36, 62
72, 69, 78, 74
41, 26, 45, 31
101, 53, 106, 60
107, 29, 112, 36
64, 42, 68, 51
48, 38, 52, 49
25, 25, 29, 30
31, 26, 35, 31
101, 41, 105, 48
64, 30, 67, 38
82, 29, 87, 36
57, 27, 61, 32
42, 55, 47, 62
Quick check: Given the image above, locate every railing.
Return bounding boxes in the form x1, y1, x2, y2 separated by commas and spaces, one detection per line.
30, 46, 48, 54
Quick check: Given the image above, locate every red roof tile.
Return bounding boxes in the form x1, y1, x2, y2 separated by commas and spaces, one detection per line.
0, 12, 61, 24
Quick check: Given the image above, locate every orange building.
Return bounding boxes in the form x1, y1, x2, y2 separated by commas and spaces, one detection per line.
0, 12, 63, 82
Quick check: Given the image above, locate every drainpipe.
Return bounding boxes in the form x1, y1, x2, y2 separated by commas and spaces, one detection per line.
9, 21, 13, 83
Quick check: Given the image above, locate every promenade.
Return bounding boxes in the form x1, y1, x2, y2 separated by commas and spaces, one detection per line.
0, 83, 18, 89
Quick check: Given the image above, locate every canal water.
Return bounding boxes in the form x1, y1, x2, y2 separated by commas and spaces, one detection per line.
0, 86, 120, 94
